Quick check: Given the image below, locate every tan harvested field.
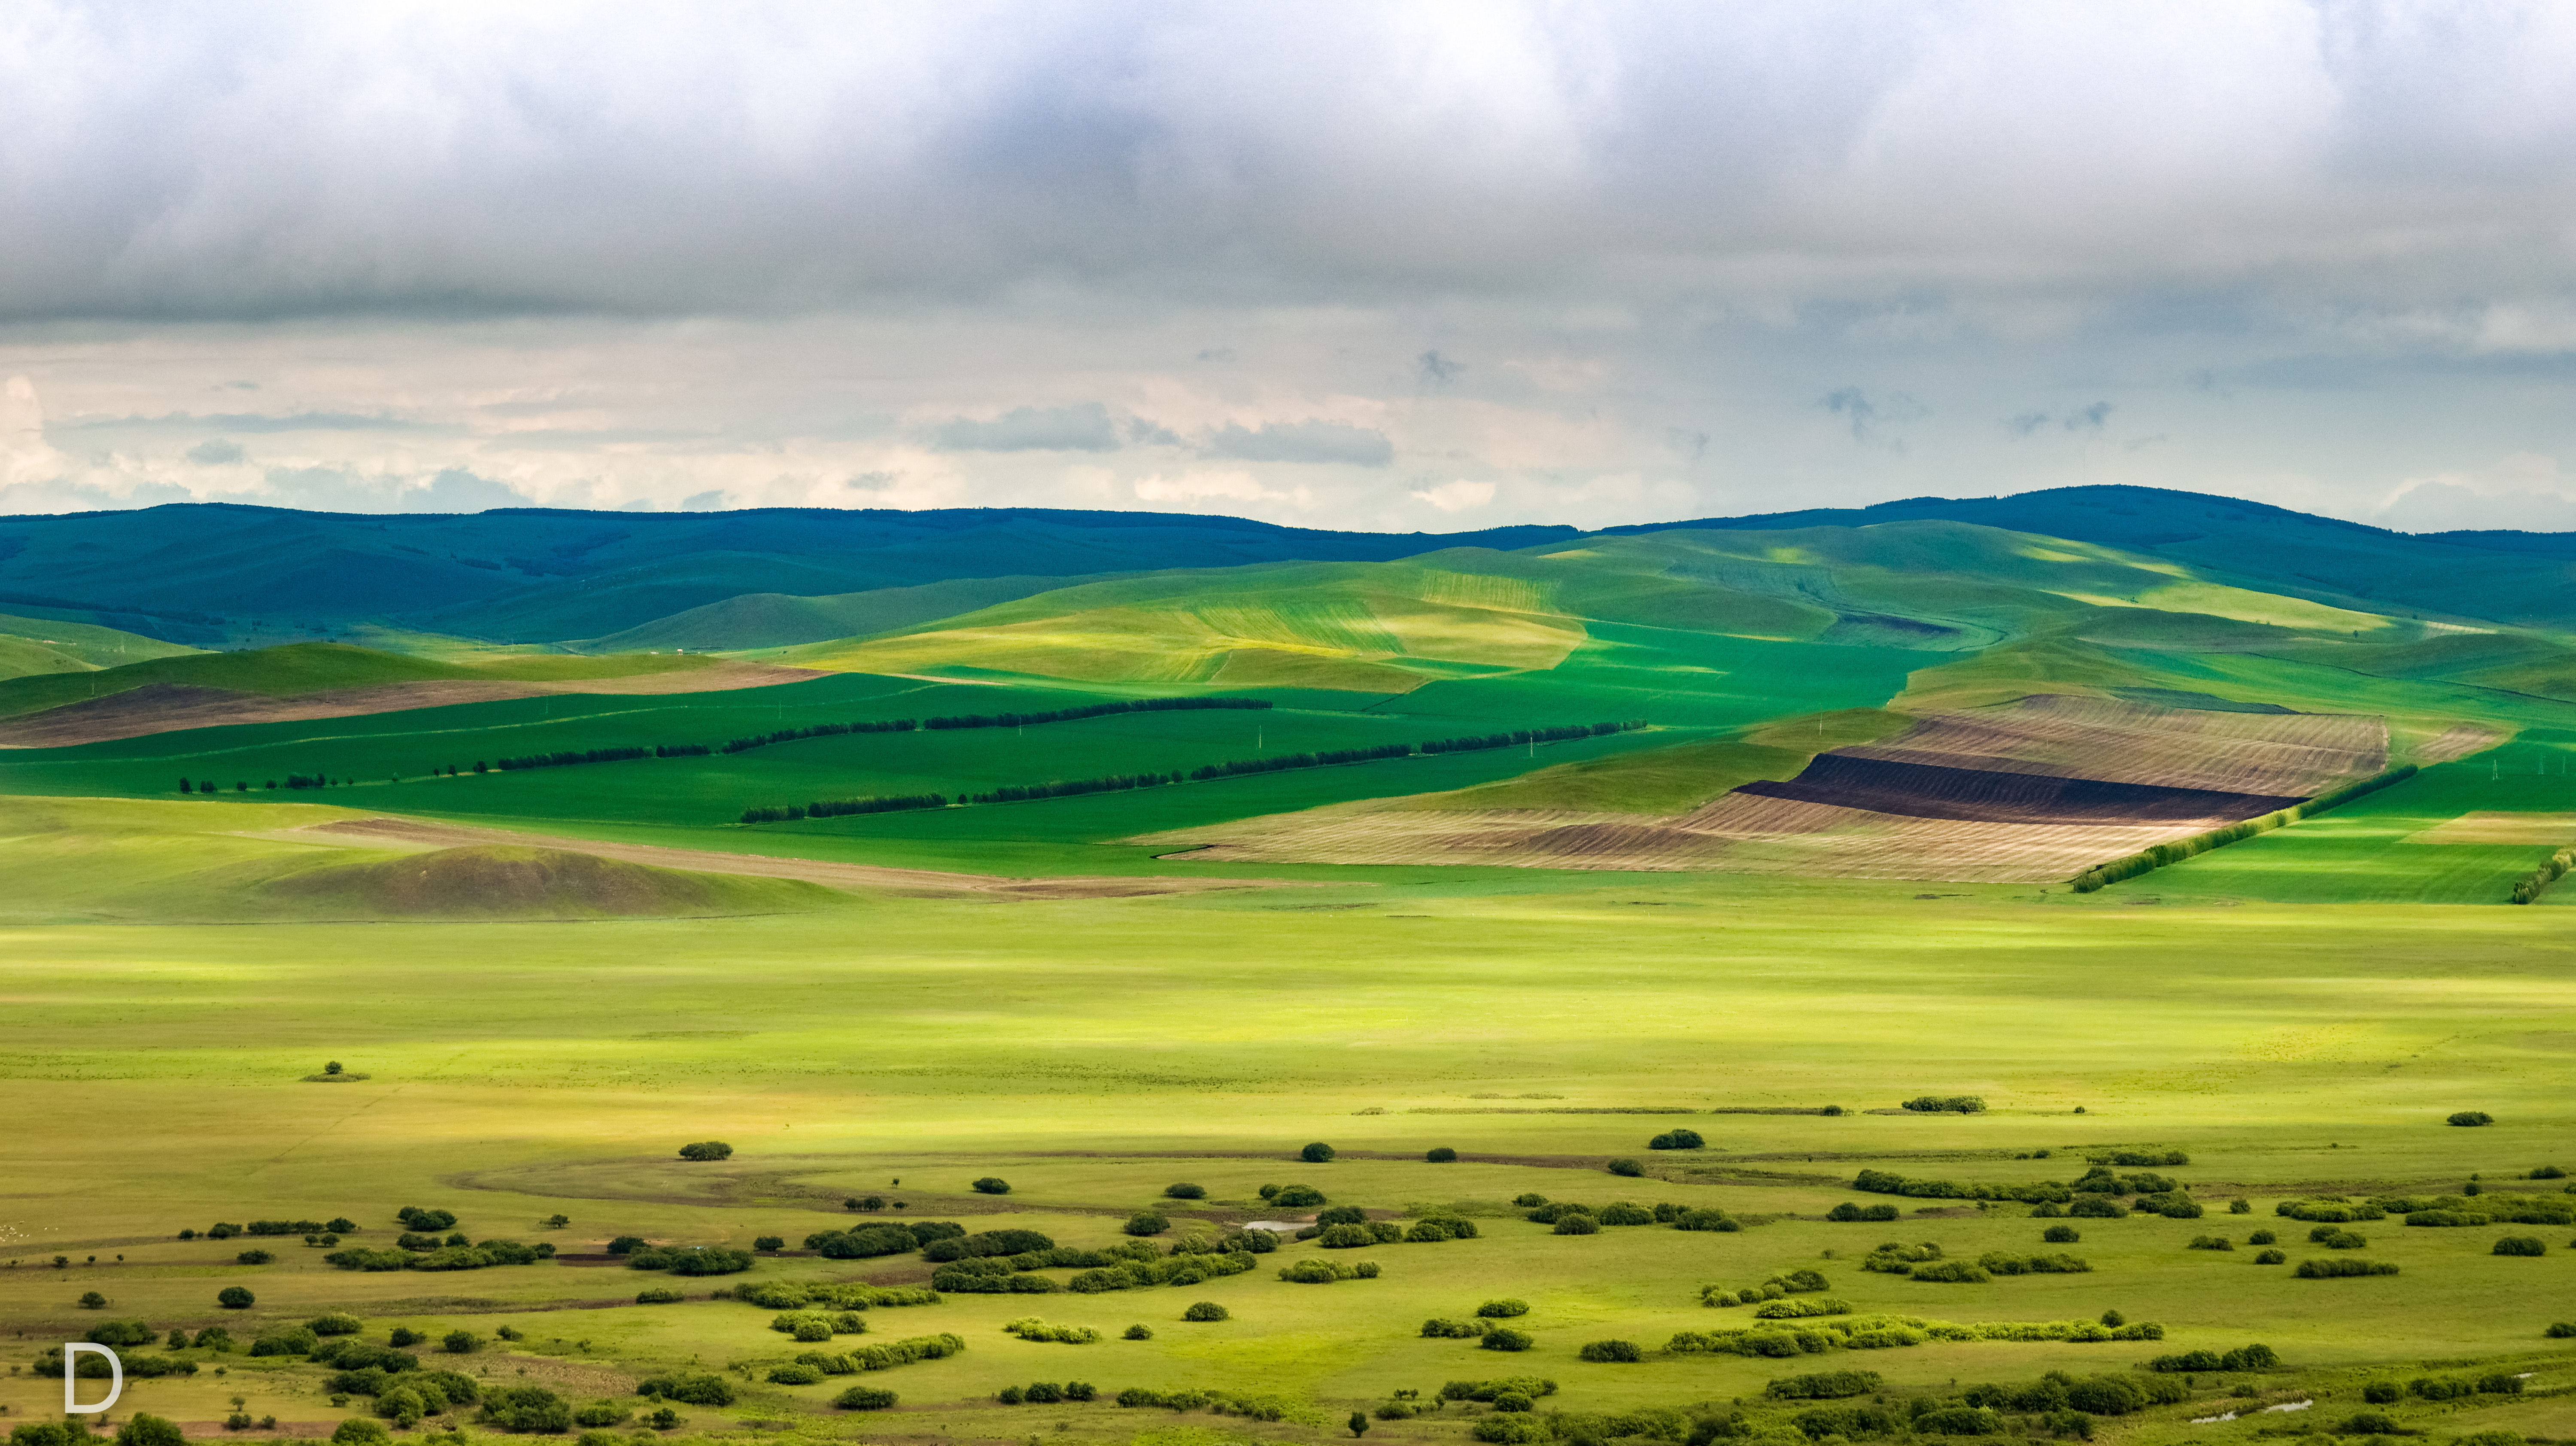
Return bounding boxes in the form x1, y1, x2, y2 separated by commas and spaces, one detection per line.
2407, 809, 2576, 844
2415, 720, 2513, 763
0, 660, 826, 747
1835, 693, 2387, 795
1145, 695, 2375, 881
1149, 792, 2225, 881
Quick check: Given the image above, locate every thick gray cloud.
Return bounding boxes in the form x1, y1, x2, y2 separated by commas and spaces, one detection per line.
3, 2, 2575, 327
930, 403, 1121, 453
1, 3, 2575, 533
1204, 420, 1393, 467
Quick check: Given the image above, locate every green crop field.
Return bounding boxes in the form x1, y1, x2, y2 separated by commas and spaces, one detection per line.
17, 496, 2576, 1446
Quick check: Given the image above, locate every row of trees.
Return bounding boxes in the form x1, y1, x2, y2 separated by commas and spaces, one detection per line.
722, 696, 1271, 756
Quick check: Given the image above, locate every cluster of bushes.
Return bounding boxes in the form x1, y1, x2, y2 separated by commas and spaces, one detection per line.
925, 1227, 1057, 1260
2397, 1194, 2574, 1227
1826, 1203, 1901, 1222
676, 1140, 733, 1160
765, 1333, 964, 1380
2277, 1198, 2385, 1222
2306, 1225, 2368, 1249
996, 1381, 1097, 1404
1258, 1183, 1328, 1207
741, 793, 946, 824
1767, 1370, 1885, 1400
1958, 1371, 2190, 1416
324, 1239, 554, 1272
2146, 1344, 2279, 1372
1670, 1313, 2161, 1362
1851, 1169, 2071, 1203
1113, 1385, 1306, 1419
1066, 1248, 1261, 1294
628, 1246, 752, 1275
802, 1219, 965, 1258
1523, 1199, 1732, 1231
770, 1310, 869, 1340
736, 1279, 942, 1310
2495, 1236, 2549, 1256
1971, 1252, 2091, 1276
1004, 1318, 1102, 1344
2404, 1374, 2525, 1400
1859, 1242, 1945, 1275
1579, 1340, 1643, 1362
1702, 1270, 1832, 1307
1422, 1318, 1498, 1339
2294, 1258, 2399, 1277
2187, 1235, 2234, 1251
635, 1374, 737, 1406
1649, 1129, 1706, 1150
1900, 1096, 1987, 1114
394, 1207, 457, 1231
189, 1216, 358, 1239
1279, 1258, 1381, 1283
834, 1385, 898, 1410
2089, 1149, 2191, 1167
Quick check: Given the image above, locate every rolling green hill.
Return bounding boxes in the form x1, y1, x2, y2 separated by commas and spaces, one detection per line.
0, 640, 732, 720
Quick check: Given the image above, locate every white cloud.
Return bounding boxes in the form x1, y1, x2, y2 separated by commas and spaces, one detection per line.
1412, 480, 1495, 512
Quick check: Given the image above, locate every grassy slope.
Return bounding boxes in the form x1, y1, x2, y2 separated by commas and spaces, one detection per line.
5, 867, 2576, 1428
0, 795, 845, 923
0, 641, 729, 720
0, 611, 204, 676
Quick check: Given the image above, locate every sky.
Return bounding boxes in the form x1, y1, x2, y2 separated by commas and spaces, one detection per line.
6, 2, 2576, 534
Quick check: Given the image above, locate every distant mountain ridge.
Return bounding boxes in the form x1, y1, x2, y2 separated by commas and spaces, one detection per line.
1, 486, 2567, 646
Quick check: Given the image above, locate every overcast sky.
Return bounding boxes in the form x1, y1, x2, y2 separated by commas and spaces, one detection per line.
6, 1, 2576, 532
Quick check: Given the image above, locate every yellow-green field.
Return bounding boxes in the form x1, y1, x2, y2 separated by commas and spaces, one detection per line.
7, 864, 2576, 1446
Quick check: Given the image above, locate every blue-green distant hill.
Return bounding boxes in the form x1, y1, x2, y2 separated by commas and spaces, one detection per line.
3, 486, 2571, 648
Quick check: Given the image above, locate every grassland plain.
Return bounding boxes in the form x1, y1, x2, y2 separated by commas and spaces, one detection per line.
6, 867, 2576, 1446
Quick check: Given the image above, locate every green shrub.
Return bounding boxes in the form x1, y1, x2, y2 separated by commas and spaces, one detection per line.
2449, 1111, 2495, 1127
441, 1331, 479, 1354
2295, 1258, 2398, 1277
1163, 1183, 1206, 1199
1480, 1328, 1534, 1352
2363, 1382, 2400, 1403
1649, 1130, 1705, 1151
483, 1385, 573, 1432
1270, 1184, 1327, 1208
2067, 1197, 2127, 1218
1553, 1214, 1601, 1235
1764, 1370, 1883, 1400
2495, 1235, 2547, 1256
2248, 1230, 2276, 1244
833, 1385, 896, 1410
1477, 1298, 1531, 1318
235, 1249, 273, 1265
1427, 1148, 1458, 1163
571, 1401, 625, 1428
331, 1422, 391, 1446
216, 1286, 254, 1309
2187, 1235, 2234, 1251
1125, 1212, 1170, 1236
2549, 1322, 2576, 1338
766, 1363, 823, 1385
971, 1177, 1011, 1195
2042, 1225, 2079, 1243
2535, 1166, 2567, 1180
752, 1235, 784, 1251
1606, 1158, 1644, 1177
2255, 1249, 2286, 1264
1827, 1203, 1900, 1222
1906, 1259, 1990, 1283
1599, 1202, 1656, 1226
1578, 1339, 1641, 1362
1422, 1318, 1488, 1338
1512, 1193, 1547, 1207
1302, 1142, 1337, 1163
1900, 1096, 1987, 1114
636, 1375, 735, 1406
1181, 1301, 1229, 1321
2308, 1227, 2367, 1249
1277, 1258, 1377, 1283
676, 1141, 732, 1160
635, 1287, 683, 1304
2336, 1411, 2403, 1435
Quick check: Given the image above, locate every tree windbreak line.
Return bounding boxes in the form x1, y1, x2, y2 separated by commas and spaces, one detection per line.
467, 697, 1276, 777
739, 720, 1648, 823
2069, 765, 2418, 893
720, 697, 1273, 756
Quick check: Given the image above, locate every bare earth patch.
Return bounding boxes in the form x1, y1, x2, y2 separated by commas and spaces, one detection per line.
0, 660, 826, 747
275, 815, 1295, 899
